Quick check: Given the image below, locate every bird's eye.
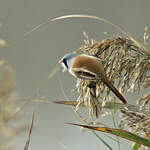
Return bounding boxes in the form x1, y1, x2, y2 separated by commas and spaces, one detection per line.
63, 58, 68, 69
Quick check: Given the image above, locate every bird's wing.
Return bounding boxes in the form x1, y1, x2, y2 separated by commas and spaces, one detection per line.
72, 67, 99, 80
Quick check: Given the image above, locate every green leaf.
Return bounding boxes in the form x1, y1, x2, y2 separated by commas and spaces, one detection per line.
68, 123, 150, 148
132, 143, 139, 150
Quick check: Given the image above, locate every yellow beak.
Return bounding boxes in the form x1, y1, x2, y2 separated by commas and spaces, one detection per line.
58, 59, 63, 64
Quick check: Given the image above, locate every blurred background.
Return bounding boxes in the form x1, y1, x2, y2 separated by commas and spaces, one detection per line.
0, 0, 150, 149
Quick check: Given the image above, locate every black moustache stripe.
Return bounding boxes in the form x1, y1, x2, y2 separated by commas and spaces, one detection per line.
63, 58, 68, 69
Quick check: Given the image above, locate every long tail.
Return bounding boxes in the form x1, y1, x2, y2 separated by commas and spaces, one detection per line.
102, 77, 127, 104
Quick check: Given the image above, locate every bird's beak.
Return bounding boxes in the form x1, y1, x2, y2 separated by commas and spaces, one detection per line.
58, 59, 63, 64
58, 59, 67, 72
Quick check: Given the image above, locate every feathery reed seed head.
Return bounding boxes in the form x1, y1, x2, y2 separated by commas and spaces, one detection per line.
74, 33, 150, 118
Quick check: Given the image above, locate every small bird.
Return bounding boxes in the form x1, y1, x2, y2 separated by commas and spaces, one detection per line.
58, 53, 127, 104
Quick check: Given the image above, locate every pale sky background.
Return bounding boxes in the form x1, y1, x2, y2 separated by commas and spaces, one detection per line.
0, 0, 150, 150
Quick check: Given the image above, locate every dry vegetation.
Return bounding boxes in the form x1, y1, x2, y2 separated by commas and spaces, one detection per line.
25, 15, 150, 149
0, 30, 25, 149
75, 32, 150, 116
71, 31, 150, 149
0, 63, 25, 150
0, 15, 150, 150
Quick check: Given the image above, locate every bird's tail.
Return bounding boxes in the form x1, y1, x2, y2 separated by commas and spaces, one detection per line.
103, 77, 127, 104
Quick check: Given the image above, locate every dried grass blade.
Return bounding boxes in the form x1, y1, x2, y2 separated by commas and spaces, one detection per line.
24, 111, 35, 150
24, 14, 148, 54
30, 99, 139, 111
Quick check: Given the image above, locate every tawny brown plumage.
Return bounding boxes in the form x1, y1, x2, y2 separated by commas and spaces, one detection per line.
71, 54, 127, 104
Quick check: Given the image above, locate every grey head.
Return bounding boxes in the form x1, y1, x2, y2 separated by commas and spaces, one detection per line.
59, 53, 77, 70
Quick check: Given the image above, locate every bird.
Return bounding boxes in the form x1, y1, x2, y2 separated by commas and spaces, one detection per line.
58, 53, 127, 104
